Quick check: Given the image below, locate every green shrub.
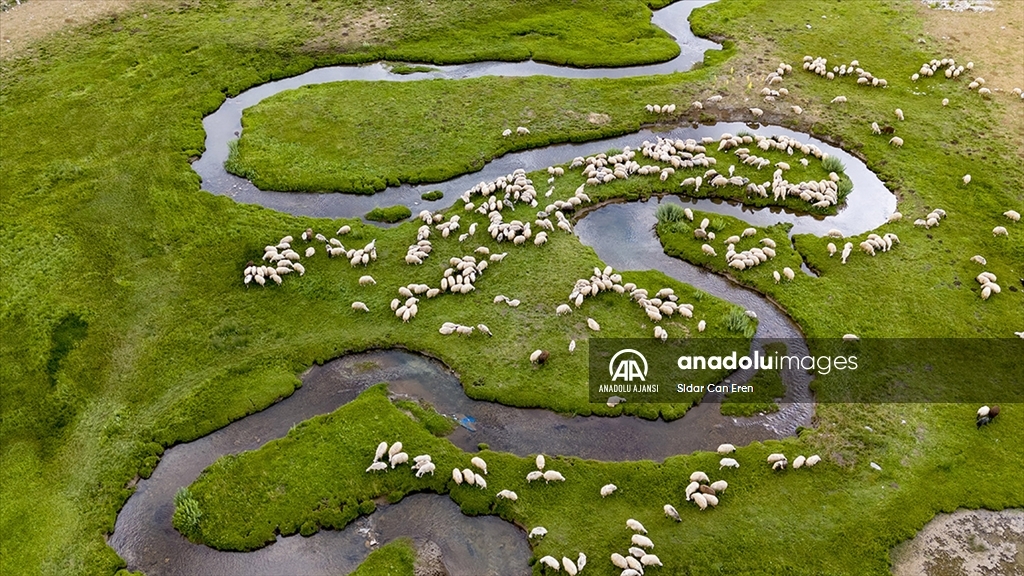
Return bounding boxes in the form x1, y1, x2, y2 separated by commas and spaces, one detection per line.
365, 205, 412, 223
822, 155, 846, 173
725, 308, 756, 339
172, 488, 202, 541
421, 190, 444, 201
654, 203, 686, 223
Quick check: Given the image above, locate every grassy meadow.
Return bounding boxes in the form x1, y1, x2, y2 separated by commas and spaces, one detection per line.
0, 0, 1021, 574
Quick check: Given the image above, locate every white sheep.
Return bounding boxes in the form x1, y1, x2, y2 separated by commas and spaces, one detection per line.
641, 554, 663, 567
601, 483, 618, 497
783, 267, 795, 281
685, 481, 700, 500
351, 301, 369, 312
516, 126, 531, 135
626, 519, 647, 534
543, 470, 565, 483
538, 556, 558, 570
358, 275, 376, 286
526, 471, 543, 483
631, 534, 654, 549
366, 462, 388, 473
611, 553, 629, 569
692, 492, 708, 510
720, 457, 739, 469
390, 452, 409, 468
702, 244, 717, 257
471, 456, 488, 475
587, 318, 601, 331
806, 455, 822, 467
889, 136, 904, 147
831, 95, 848, 104
389, 442, 403, 457
569, 339, 576, 353
717, 443, 736, 454
710, 480, 728, 493
496, 490, 518, 501
536, 454, 545, 470
374, 442, 388, 462
562, 557, 578, 575
767, 453, 787, 464
793, 455, 806, 469
1005, 210, 1021, 222
664, 504, 681, 522
452, 468, 463, 485
970, 255, 987, 265
690, 471, 710, 484
895, 108, 904, 121
577, 553, 586, 571
750, 107, 764, 117
993, 226, 1008, 236
963, 174, 971, 185
462, 468, 475, 485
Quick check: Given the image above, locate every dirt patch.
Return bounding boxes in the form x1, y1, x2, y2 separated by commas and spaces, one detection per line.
917, 0, 1024, 155
891, 509, 1024, 576
300, 7, 391, 55
0, 0, 150, 59
587, 112, 611, 125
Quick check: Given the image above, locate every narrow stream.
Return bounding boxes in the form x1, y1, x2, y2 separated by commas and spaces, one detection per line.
110, 1, 905, 574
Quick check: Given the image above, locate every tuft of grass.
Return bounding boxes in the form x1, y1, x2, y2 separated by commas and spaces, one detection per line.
724, 308, 756, 339
420, 190, 444, 201
654, 203, 686, 223
365, 205, 413, 223
172, 488, 203, 542
821, 155, 846, 174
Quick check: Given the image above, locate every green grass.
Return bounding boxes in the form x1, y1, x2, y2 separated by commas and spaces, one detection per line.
365, 205, 412, 223
1, 0, 1022, 573
420, 190, 444, 202
186, 383, 1024, 575
351, 537, 417, 576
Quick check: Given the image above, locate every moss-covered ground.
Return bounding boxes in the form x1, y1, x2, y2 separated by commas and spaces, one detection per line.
1, 0, 1021, 574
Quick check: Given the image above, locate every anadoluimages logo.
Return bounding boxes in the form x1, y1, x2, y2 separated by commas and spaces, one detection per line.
609, 349, 648, 382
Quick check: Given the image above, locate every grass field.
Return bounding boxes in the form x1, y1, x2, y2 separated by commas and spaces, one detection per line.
0, 0, 1021, 574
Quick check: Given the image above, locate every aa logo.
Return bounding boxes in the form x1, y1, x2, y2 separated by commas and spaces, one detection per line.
609, 349, 648, 382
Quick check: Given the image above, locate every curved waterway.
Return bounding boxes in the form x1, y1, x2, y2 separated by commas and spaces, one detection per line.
113, 0, 901, 573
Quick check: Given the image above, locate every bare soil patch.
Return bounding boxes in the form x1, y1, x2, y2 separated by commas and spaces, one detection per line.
891, 509, 1024, 576
0, 0, 148, 59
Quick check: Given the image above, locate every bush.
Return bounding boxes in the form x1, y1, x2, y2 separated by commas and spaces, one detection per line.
822, 155, 846, 174
837, 177, 853, 200
655, 203, 686, 223
365, 205, 412, 223
172, 488, 202, 540
421, 190, 444, 201
725, 309, 756, 339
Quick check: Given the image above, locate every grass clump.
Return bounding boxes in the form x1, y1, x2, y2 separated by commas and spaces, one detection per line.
172, 488, 202, 542
654, 203, 686, 224
821, 155, 846, 174
387, 63, 439, 75
365, 205, 413, 223
351, 538, 417, 576
724, 308, 756, 339
420, 190, 444, 201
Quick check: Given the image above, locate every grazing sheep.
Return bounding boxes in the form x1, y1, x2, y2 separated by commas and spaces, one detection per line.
664, 504, 681, 522
1005, 210, 1021, 222
690, 471, 710, 484
872, 122, 882, 134
390, 452, 409, 468
692, 492, 709, 510
977, 405, 1000, 428
793, 455, 806, 469
351, 301, 369, 312
831, 95, 848, 104
792, 105, 803, 114
611, 553, 629, 569
970, 255, 987, 265
963, 174, 971, 185
889, 136, 904, 147
628, 548, 645, 560
685, 481, 700, 500
895, 108, 905, 121
587, 318, 601, 331
641, 554, 663, 567
496, 490, 518, 501
773, 270, 781, 284
538, 556, 558, 570
526, 471, 544, 483
601, 484, 618, 497
569, 339, 576, 353
698, 319, 706, 332
710, 480, 728, 493
750, 107, 764, 117
477, 324, 493, 337
536, 454, 545, 470
720, 457, 739, 469
530, 350, 550, 364
543, 470, 565, 483
517, 126, 531, 135
366, 462, 388, 473
556, 304, 572, 315
359, 275, 376, 286
631, 534, 654, 549
626, 519, 647, 534
783, 267, 795, 281
717, 443, 736, 454
702, 244, 717, 257
389, 442, 403, 457
805, 455, 822, 467
452, 468, 463, 485
993, 226, 1008, 236
374, 442, 388, 462
562, 557, 578, 575
471, 456, 488, 475
767, 453, 787, 464
577, 553, 586, 571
